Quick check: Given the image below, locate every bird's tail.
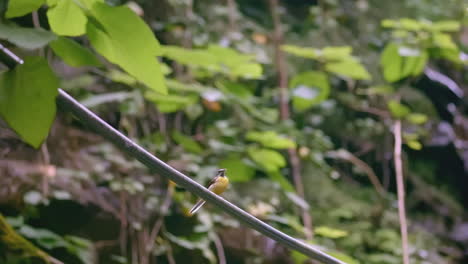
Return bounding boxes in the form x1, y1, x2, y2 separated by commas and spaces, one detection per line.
189, 199, 206, 216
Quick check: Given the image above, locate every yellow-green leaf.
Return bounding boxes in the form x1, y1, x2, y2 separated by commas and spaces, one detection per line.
0, 57, 59, 148
6, 0, 45, 18
246, 131, 296, 149
47, 0, 87, 36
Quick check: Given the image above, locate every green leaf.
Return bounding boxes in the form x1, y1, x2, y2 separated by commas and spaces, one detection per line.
381, 19, 397, 28
0, 23, 57, 50
380, 43, 403, 82
145, 92, 197, 113
406, 113, 428, 124
291, 250, 308, 264
290, 71, 330, 111
247, 147, 286, 172
246, 131, 296, 149
399, 18, 422, 31
281, 45, 317, 59
87, 2, 166, 94
322, 46, 353, 60
432, 20, 460, 32
49, 37, 102, 67
172, 131, 203, 154
219, 155, 255, 182
0, 56, 59, 148
325, 59, 371, 80
327, 251, 360, 264
47, 0, 87, 36
387, 100, 410, 119
406, 140, 422, 150
411, 50, 428, 76
361, 85, 394, 95
433, 33, 457, 50
315, 226, 349, 239
6, 0, 45, 18
161, 45, 262, 79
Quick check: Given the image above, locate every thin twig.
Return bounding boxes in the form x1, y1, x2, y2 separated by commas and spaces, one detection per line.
41, 143, 50, 197
393, 120, 410, 264
269, 0, 313, 240
269, 0, 289, 120
146, 183, 174, 253
226, 0, 238, 33
119, 190, 128, 256
210, 232, 226, 264
328, 149, 385, 197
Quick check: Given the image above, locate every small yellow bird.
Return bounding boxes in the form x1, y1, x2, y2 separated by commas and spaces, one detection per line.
189, 168, 229, 216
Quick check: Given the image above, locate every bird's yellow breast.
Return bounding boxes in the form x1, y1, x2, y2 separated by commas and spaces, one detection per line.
209, 177, 229, 195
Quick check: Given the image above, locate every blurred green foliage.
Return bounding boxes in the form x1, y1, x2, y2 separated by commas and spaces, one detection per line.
0, 0, 467, 263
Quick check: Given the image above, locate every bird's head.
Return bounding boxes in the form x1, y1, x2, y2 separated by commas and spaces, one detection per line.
217, 168, 226, 177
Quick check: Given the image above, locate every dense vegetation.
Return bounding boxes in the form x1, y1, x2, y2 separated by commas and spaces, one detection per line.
0, 0, 467, 263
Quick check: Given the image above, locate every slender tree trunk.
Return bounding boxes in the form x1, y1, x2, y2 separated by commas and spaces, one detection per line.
268, 0, 313, 240
393, 120, 410, 264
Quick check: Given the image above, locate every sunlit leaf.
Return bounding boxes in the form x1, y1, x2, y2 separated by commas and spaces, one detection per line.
281, 44, 317, 59
0, 56, 59, 148
387, 100, 410, 118
433, 33, 457, 50
406, 113, 428, 125
47, 0, 87, 36
145, 92, 198, 113
381, 43, 403, 82
87, 2, 166, 94
290, 71, 330, 111
322, 46, 353, 60
247, 147, 286, 172
246, 131, 296, 149
325, 59, 371, 80
6, 0, 45, 18
406, 140, 422, 150
315, 226, 349, 239
432, 20, 460, 32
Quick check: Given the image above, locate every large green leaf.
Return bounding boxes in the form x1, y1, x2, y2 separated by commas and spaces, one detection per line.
247, 147, 286, 172
0, 56, 59, 148
0, 23, 56, 50
160, 45, 262, 79
325, 59, 371, 80
47, 0, 87, 36
219, 155, 255, 182
380, 43, 403, 82
49, 37, 102, 67
290, 71, 330, 111
86, 2, 166, 94
246, 131, 296, 149
6, 0, 45, 18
